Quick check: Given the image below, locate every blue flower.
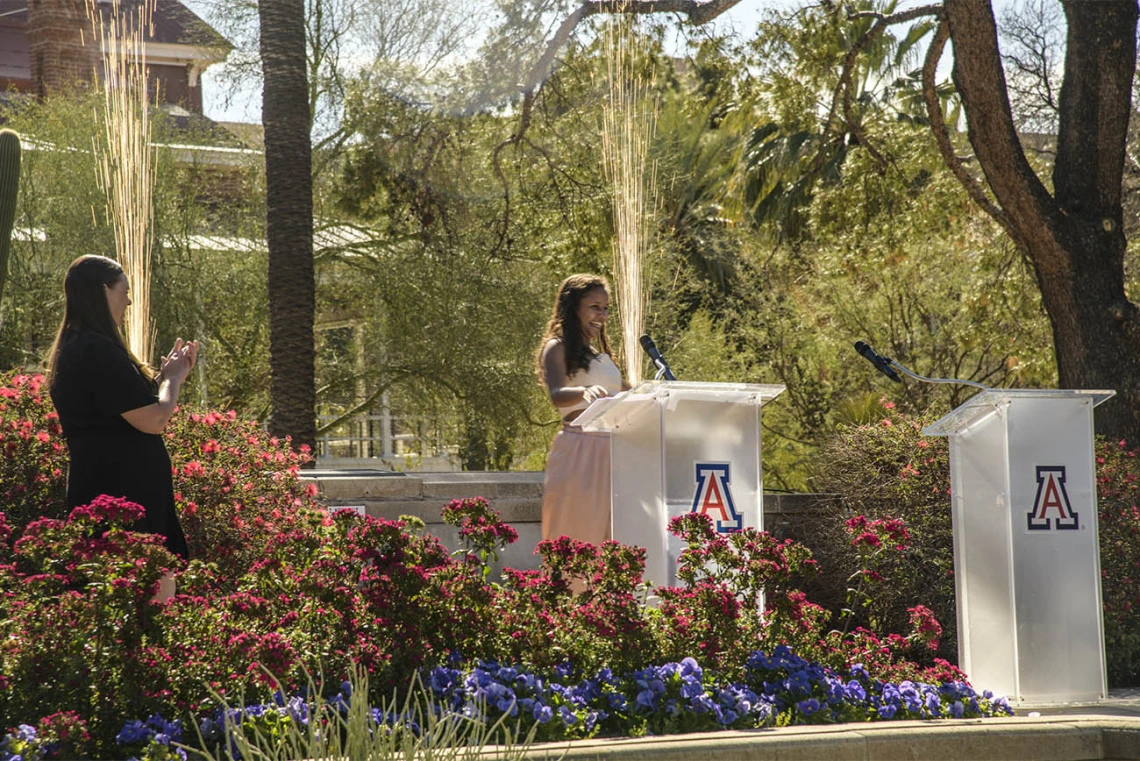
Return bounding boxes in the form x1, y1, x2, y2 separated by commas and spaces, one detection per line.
533, 704, 553, 724
635, 689, 658, 710
796, 698, 821, 717
680, 678, 705, 700
878, 703, 898, 719
468, 668, 493, 689
747, 651, 777, 671
899, 682, 921, 712
430, 667, 459, 695
558, 706, 577, 727
198, 717, 220, 745
115, 720, 151, 746
286, 696, 309, 725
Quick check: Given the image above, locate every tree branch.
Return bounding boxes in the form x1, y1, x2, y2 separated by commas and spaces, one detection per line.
921, 17, 1018, 242
943, 1, 1058, 255
818, 4, 942, 173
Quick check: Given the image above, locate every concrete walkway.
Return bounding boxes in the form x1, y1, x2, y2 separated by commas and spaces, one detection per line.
518, 715, 1140, 760
506, 694, 1140, 761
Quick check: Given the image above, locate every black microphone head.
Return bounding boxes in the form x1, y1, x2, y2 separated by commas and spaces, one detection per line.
639, 334, 655, 351
854, 341, 868, 354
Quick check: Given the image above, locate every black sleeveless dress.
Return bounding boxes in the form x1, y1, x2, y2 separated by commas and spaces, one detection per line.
49, 330, 189, 560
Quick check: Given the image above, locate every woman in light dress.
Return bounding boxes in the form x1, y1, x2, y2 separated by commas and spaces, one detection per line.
537, 274, 626, 544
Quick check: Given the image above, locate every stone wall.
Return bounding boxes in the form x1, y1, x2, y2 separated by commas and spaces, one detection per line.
302, 470, 836, 573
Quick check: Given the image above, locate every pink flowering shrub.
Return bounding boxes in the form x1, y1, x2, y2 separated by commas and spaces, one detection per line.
812, 406, 957, 665
164, 409, 325, 583
0, 372, 68, 529
817, 403, 1140, 686
0, 496, 179, 759
1094, 439, 1140, 685
0, 370, 1029, 756
491, 536, 658, 675
0, 370, 326, 584
657, 512, 819, 676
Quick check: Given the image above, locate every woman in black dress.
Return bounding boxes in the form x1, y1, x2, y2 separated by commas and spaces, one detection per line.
47, 255, 198, 600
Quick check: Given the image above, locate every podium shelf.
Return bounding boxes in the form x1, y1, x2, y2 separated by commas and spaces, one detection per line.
574, 381, 785, 433
923, 388, 1115, 437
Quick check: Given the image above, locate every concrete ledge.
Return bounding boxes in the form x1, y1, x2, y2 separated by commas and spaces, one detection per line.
310, 473, 424, 501
359, 497, 542, 525
299, 471, 839, 572
301, 472, 835, 519
516, 716, 1140, 761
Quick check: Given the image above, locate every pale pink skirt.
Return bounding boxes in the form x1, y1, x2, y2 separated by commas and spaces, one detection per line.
542, 425, 611, 545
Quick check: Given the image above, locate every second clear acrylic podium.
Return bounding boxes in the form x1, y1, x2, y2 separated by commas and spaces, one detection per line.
575, 381, 785, 589
924, 389, 1114, 704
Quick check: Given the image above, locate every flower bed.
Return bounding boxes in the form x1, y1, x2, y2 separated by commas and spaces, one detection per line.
0, 372, 1022, 759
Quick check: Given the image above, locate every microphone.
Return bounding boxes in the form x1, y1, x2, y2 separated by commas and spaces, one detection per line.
854, 341, 902, 383
639, 334, 677, 381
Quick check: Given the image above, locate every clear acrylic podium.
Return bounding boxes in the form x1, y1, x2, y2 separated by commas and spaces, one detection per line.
924, 389, 1115, 704
575, 381, 785, 589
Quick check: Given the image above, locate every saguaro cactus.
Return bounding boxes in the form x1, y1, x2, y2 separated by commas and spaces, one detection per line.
0, 129, 22, 309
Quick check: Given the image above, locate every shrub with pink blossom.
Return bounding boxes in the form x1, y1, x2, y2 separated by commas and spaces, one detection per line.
0, 370, 1023, 758
1093, 438, 1140, 685
816, 403, 1140, 686
812, 406, 957, 665
0, 372, 67, 530
0, 371, 326, 585
0, 496, 178, 758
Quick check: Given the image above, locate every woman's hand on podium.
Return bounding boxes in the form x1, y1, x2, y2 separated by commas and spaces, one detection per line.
582, 385, 610, 405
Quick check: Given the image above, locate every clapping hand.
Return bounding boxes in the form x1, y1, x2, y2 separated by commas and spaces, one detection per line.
158, 338, 200, 384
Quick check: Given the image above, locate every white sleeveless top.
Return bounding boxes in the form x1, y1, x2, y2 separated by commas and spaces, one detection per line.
556, 354, 624, 414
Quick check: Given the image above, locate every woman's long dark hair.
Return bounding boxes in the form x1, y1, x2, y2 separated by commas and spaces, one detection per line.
47, 255, 152, 385
536, 273, 612, 380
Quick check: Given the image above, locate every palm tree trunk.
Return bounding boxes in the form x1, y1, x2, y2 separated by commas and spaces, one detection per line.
259, 0, 317, 455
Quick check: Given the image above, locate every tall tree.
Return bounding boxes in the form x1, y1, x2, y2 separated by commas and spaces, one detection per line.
922, 1, 1140, 440
259, 0, 316, 454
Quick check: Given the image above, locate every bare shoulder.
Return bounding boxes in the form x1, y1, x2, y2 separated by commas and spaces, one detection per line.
541, 337, 565, 361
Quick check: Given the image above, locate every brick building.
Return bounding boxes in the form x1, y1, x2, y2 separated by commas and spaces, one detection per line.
0, 0, 229, 113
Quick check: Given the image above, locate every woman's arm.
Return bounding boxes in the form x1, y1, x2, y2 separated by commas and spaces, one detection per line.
120, 375, 184, 435
121, 339, 198, 435
541, 339, 610, 408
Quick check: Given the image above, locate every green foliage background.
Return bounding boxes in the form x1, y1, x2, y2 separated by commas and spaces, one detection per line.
0, 3, 1068, 479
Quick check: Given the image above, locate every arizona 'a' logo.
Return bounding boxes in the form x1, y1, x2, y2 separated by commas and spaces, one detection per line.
691, 463, 743, 533
1027, 465, 1079, 531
